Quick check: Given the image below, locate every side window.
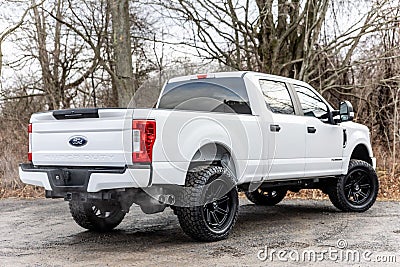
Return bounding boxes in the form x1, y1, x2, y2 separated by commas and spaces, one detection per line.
259, 80, 295, 115
293, 85, 329, 121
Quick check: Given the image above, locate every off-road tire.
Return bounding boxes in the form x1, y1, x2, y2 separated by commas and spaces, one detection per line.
245, 188, 287, 206
328, 159, 378, 212
175, 166, 239, 242
69, 200, 126, 232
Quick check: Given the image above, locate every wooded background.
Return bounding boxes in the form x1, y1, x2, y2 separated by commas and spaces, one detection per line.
0, 0, 399, 199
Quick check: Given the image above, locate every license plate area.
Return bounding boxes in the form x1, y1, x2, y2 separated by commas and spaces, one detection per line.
48, 169, 89, 189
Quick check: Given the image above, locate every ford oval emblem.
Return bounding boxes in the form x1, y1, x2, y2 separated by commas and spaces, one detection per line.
69, 136, 88, 147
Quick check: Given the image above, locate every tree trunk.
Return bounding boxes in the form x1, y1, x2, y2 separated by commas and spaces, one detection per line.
110, 0, 134, 107
32, 0, 58, 109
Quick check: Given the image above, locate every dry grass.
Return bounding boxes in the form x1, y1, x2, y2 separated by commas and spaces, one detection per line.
0, 185, 44, 199
0, 107, 44, 199
0, 139, 44, 199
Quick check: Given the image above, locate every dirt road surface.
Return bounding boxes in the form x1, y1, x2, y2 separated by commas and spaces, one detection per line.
0, 198, 399, 266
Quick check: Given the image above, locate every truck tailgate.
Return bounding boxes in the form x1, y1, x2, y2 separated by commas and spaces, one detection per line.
31, 109, 133, 167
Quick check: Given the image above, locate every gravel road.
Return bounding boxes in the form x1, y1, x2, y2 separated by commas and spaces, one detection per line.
0, 198, 399, 266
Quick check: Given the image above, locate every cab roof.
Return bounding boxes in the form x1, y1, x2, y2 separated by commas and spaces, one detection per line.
167, 71, 312, 89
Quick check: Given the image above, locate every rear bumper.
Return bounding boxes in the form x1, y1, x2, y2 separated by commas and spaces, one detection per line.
19, 163, 151, 193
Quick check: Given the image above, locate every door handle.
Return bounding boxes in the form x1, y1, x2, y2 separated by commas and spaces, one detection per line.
270, 124, 281, 132
307, 126, 317, 133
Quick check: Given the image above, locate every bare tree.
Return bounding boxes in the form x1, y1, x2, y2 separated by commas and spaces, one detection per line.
0, 1, 44, 78
349, 1, 400, 175
41, 0, 156, 107
155, 1, 394, 91
29, 0, 107, 109
155, 0, 331, 76
110, 0, 134, 107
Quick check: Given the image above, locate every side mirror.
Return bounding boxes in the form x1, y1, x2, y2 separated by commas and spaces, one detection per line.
339, 101, 354, 122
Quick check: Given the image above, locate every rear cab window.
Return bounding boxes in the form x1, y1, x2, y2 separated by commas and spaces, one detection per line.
158, 77, 252, 114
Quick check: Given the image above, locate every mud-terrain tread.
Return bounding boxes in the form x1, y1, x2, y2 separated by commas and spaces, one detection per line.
69, 201, 125, 232
328, 159, 378, 212
175, 166, 239, 242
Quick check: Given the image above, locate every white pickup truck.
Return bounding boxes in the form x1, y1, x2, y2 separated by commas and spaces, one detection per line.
19, 71, 378, 241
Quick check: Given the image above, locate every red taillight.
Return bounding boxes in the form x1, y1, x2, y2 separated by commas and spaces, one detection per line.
197, 74, 207, 79
132, 120, 156, 163
28, 123, 32, 161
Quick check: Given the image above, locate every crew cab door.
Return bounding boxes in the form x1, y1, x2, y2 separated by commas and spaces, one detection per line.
259, 80, 306, 180
292, 84, 343, 177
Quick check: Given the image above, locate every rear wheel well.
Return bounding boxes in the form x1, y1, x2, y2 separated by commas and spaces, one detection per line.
350, 144, 372, 165
188, 143, 236, 177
